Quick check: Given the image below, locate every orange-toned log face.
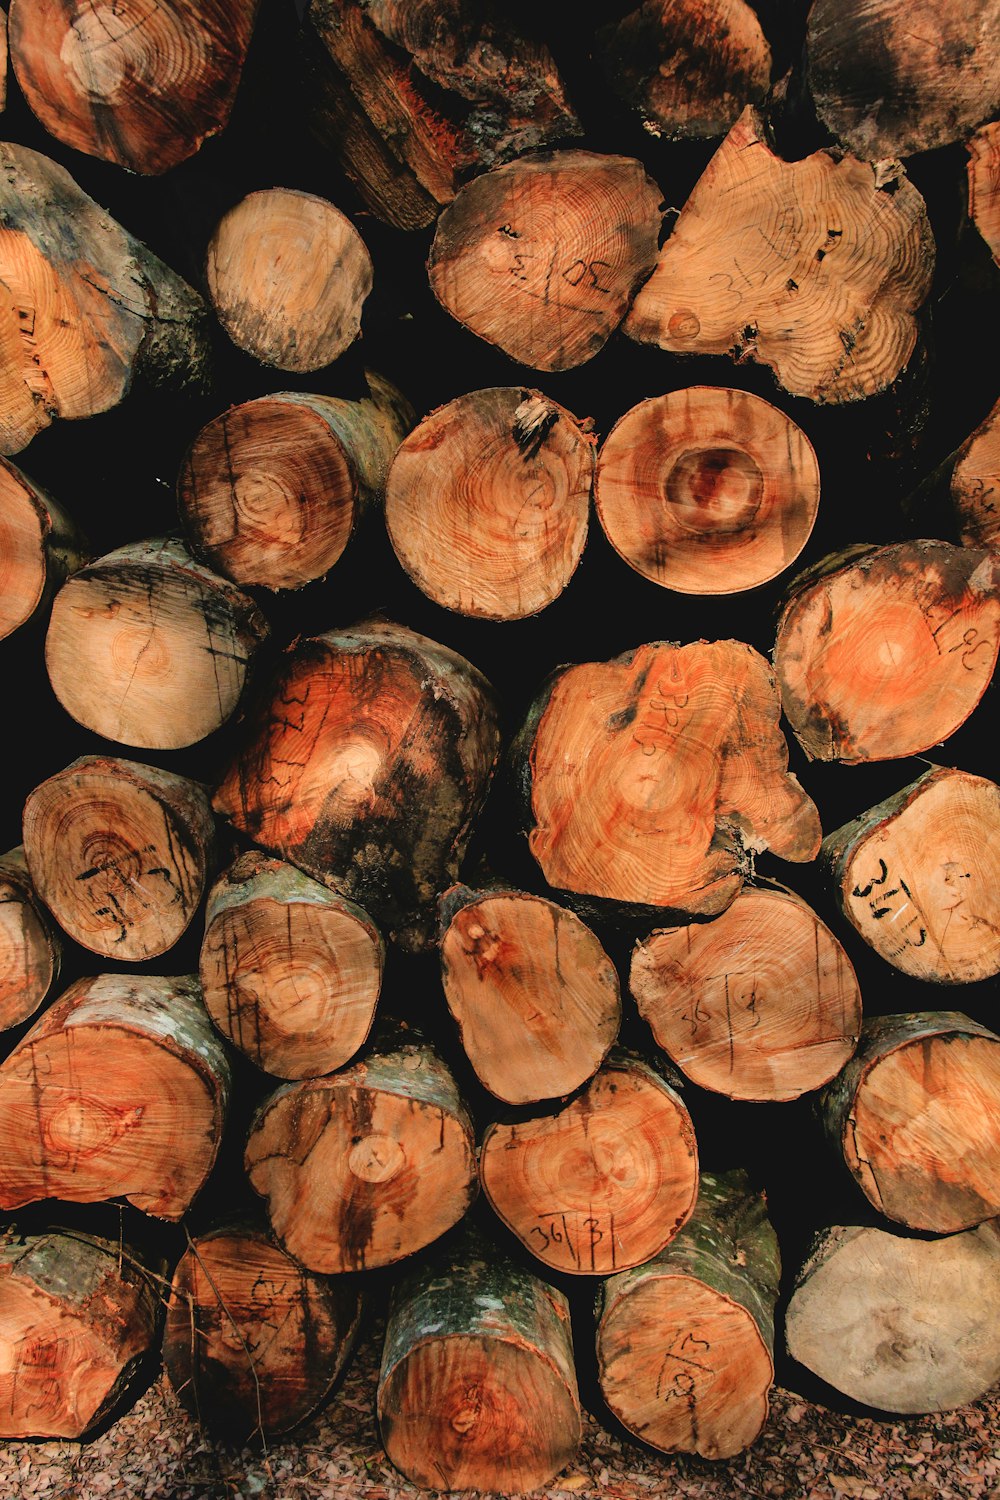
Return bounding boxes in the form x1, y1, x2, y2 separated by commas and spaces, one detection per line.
0, 462, 48, 639
0, 870, 57, 1031
952, 395, 1000, 551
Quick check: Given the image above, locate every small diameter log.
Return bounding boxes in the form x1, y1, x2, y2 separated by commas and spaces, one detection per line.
214, 620, 501, 950
0, 846, 61, 1032
0, 8, 7, 111
245, 1029, 477, 1273
598, 0, 771, 142
164, 1224, 363, 1441
8, 0, 259, 175
428, 151, 663, 371
630, 885, 861, 1102
385, 388, 594, 621
480, 1052, 699, 1276
787, 1220, 1000, 1414
23, 755, 215, 961
0, 973, 230, 1219
969, 122, 1000, 268
0, 1228, 158, 1439
378, 1231, 581, 1493
207, 189, 372, 373
200, 852, 384, 1079
949, 395, 1000, 552
819, 1013, 1000, 1233
595, 388, 819, 595
0, 456, 86, 640
439, 885, 621, 1105
596, 1171, 779, 1460
774, 540, 1000, 763
178, 372, 414, 591
45, 537, 269, 750
0, 142, 209, 457
624, 108, 934, 404
806, 0, 1000, 160
519, 638, 820, 916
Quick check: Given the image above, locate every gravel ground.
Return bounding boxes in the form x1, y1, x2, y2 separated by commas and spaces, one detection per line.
2, 1320, 998, 1500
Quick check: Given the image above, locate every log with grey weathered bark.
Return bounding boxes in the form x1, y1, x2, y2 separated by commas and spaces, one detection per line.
163, 1224, 364, 1441
786, 1220, 1000, 1414
0, 1228, 160, 1439
0, 8, 7, 111
378, 1227, 581, 1493
213, 620, 501, 950
0, 973, 230, 1219
0, 142, 210, 456
969, 121, 1000, 267
596, 1170, 779, 1460
818, 1013, 1000, 1233
0, 845, 61, 1032
200, 852, 384, 1079
0, 456, 86, 641
23, 755, 215, 961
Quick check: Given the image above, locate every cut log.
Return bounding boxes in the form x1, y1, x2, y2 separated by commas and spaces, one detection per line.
0, 1228, 159, 1439
0, 8, 7, 111
786, 1220, 1000, 1414
0, 456, 86, 641
385, 388, 595, 620
949, 395, 1000, 552
630, 884, 861, 1102
597, 0, 772, 141
596, 1170, 779, 1460
45, 537, 269, 750
518, 638, 820, 916
303, 0, 580, 232
480, 1051, 699, 1275
806, 0, 1000, 160
200, 852, 384, 1080
8, 0, 259, 174
163, 1224, 364, 1441
819, 1013, 1000, 1233
206, 189, 372, 373
823, 767, 1000, 984
214, 620, 501, 950
428, 151, 664, 371
439, 884, 620, 1105
0, 142, 209, 456
594, 387, 819, 595
0, 846, 61, 1032
245, 1027, 477, 1272
774, 540, 1000, 763
23, 755, 215, 961
969, 121, 1000, 268
624, 108, 934, 404
178, 372, 414, 591
0, 973, 230, 1219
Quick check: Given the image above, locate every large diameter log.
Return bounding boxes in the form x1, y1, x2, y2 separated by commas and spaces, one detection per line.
378, 1230, 581, 1494
23, 756, 215, 961
0, 846, 61, 1032
45, 537, 269, 750
0, 458, 86, 641
385, 388, 595, 621
595, 388, 819, 595
518, 638, 820, 916
0, 973, 230, 1220
245, 1030, 477, 1273
596, 1171, 779, 1460
178, 373, 414, 591
206, 189, 372, 373
200, 852, 384, 1079
480, 1052, 698, 1276
164, 1225, 363, 1441
806, 0, 1000, 160
819, 1013, 1000, 1233
969, 122, 1000, 268
8, 0, 259, 175
0, 1229, 159, 1439
630, 884, 861, 1102
428, 151, 664, 371
786, 1221, 1000, 1414
624, 108, 934, 404
0, 142, 209, 456
214, 620, 501, 950
823, 767, 1000, 984
439, 885, 620, 1105
774, 541, 1000, 763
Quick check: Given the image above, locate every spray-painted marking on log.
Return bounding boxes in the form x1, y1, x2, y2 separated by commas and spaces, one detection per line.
530, 1210, 617, 1269
656, 1330, 713, 1402
633, 675, 690, 756
850, 859, 929, 950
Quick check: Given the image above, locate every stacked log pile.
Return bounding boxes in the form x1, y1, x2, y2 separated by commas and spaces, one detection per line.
0, 0, 999, 1491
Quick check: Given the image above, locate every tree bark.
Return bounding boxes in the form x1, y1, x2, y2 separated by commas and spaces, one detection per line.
596, 1170, 779, 1460
969, 121, 1000, 268
0, 846, 61, 1032
0, 972, 230, 1219
0, 455, 86, 640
